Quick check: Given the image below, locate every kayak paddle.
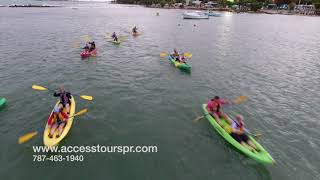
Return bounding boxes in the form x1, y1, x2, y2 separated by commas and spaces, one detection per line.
73, 35, 92, 48
18, 108, 88, 144
194, 112, 262, 139
160, 52, 168, 57
32, 85, 93, 101
230, 118, 263, 139
183, 52, 192, 58
232, 96, 247, 105
82, 35, 92, 42
160, 52, 192, 58
119, 36, 127, 41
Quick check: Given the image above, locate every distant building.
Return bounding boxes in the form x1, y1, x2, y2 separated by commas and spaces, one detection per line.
192, 0, 202, 6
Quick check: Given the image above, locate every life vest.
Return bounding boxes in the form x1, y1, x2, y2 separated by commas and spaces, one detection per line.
209, 100, 221, 112
58, 111, 68, 122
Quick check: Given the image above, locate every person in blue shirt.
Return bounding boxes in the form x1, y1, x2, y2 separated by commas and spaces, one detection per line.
111, 32, 118, 42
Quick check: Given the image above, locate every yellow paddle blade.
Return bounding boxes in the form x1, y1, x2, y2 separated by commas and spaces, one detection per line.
183, 52, 192, 58
160, 52, 167, 57
119, 36, 127, 41
82, 35, 92, 42
18, 131, 38, 144
32, 85, 48, 91
105, 33, 111, 39
232, 96, 248, 104
80, 95, 93, 101
74, 108, 88, 117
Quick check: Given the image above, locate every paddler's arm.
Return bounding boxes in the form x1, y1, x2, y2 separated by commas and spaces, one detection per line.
208, 107, 224, 127
221, 99, 232, 105
232, 128, 244, 135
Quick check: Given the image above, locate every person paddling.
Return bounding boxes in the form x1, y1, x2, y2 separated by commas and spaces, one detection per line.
83, 43, 89, 52
111, 32, 118, 42
171, 48, 187, 63
229, 115, 259, 152
172, 48, 179, 57
179, 56, 187, 64
171, 48, 181, 61
53, 87, 72, 113
89, 41, 96, 51
206, 96, 233, 127
132, 26, 138, 34
47, 104, 69, 138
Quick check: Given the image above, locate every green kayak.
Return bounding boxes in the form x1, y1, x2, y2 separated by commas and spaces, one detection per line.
168, 55, 191, 71
112, 40, 121, 45
202, 104, 274, 164
0, 98, 6, 108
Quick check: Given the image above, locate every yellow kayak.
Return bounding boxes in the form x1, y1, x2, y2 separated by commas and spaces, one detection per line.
43, 96, 76, 147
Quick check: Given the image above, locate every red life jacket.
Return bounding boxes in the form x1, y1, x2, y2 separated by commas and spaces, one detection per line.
48, 111, 68, 126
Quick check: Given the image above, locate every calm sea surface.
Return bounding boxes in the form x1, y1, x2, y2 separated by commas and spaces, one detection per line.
0, 1, 320, 180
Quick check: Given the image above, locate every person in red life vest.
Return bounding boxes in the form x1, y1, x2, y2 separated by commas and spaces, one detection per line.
207, 96, 233, 127
230, 115, 259, 152
53, 87, 71, 114
47, 104, 69, 138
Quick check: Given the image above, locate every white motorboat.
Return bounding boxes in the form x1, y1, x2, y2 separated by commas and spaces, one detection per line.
182, 11, 209, 19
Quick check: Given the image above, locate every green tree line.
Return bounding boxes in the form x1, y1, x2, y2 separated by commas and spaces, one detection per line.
116, 0, 320, 9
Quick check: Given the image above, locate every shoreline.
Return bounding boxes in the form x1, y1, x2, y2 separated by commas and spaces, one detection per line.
2, 2, 319, 16
8, 4, 63, 8
113, 1, 320, 17
146, 5, 319, 17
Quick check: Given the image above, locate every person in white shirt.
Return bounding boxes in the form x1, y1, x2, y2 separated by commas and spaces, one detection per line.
230, 115, 259, 152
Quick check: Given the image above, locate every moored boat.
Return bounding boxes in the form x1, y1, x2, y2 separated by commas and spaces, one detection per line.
182, 11, 209, 19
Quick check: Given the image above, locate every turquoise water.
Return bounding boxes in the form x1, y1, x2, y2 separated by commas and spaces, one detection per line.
1, 2, 320, 180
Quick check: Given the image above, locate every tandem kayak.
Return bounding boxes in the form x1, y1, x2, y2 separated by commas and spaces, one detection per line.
43, 96, 76, 147
202, 104, 274, 164
0, 97, 6, 108
80, 49, 97, 58
168, 55, 191, 71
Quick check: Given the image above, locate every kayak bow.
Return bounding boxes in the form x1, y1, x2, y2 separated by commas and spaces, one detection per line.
0, 97, 6, 108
